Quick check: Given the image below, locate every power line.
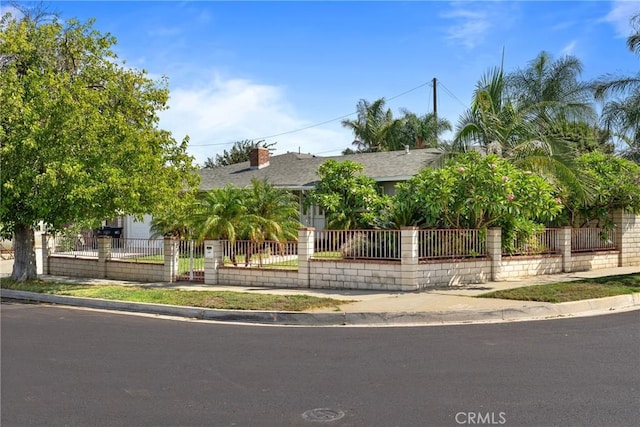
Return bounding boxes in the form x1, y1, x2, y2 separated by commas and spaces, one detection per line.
437, 80, 468, 109
188, 80, 434, 147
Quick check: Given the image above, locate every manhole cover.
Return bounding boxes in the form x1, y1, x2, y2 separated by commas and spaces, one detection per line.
302, 408, 345, 422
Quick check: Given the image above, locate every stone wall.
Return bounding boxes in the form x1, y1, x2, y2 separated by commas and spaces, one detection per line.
500, 255, 563, 279
571, 251, 620, 272
104, 260, 166, 282
309, 259, 402, 290
48, 256, 167, 282
49, 256, 99, 278
217, 267, 298, 288
416, 258, 492, 287
43, 236, 178, 282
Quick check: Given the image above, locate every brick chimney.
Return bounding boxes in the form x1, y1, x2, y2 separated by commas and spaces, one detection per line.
249, 147, 270, 169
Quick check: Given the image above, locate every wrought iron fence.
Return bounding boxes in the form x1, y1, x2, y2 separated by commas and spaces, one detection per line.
222, 240, 298, 269
571, 228, 617, 252
503, 228, 560, 256
419, 229, 486, 260
313, 229, 401, 261
50, 234, 99, 258
110, 238, 164, 262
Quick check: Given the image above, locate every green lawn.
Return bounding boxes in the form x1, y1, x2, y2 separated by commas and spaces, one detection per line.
313, 251, 343, 259
0, 279, 348, 311
120, 251, 344, 271
479, 274, 640, 303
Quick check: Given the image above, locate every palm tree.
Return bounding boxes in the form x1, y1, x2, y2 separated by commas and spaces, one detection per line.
455, 65, 519, 152
593, 13, 640, 163
397, 110, 452, 149
507, 51, 595, 124
454, 64, 590, 202
242, 178, 300, 243
191, 186, 247, 242
149, 211, 193, 239
628, 13, 640, 55
341, 98, 396, 152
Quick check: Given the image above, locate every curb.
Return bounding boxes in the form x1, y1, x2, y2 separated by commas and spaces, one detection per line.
3, 289, 640, 326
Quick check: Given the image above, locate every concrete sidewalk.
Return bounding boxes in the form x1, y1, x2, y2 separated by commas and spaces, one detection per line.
2, 265, 640, 326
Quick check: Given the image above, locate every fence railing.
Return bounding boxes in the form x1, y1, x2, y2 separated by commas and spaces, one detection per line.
313, 229, 401, 261
503, 228, 560, 256
222, 240, 298, 269
110, 238, 164, 262
419, 229, 486, 260
572, 228, 617, 252
51, 234, 99, 258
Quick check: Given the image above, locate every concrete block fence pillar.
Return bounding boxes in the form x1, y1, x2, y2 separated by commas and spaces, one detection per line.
298, 228, 315, 288
163, 237, 179, 282
41, 233, 54, 275
614, 210, 640, 267
558, 226, 572, 273
203, 240, 223, 285
97, 236, 112, 278
487, 228, 502, 281
400, 227, 419, 291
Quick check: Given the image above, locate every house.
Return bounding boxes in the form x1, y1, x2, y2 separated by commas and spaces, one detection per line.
113, 146, 441, 238
198, 147, 442, 229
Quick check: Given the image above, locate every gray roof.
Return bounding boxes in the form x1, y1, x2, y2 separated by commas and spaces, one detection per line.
197, 148, 443, 191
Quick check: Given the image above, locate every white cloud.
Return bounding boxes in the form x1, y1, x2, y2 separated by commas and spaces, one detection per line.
442, 7, 490, 49
561, 40, 577, 56
441, 2, 522, 49
603, 1, 640, 38
158, 73, 350, 165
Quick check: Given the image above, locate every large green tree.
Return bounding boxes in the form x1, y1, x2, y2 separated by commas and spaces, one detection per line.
0, 12, 198, 280
304, 160, 387, 229
558, 152, 640, 228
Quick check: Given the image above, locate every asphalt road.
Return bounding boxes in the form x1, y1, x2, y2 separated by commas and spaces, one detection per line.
1, 302, 639, 427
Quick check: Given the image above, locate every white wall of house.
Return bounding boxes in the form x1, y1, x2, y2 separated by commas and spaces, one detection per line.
123, 215, 154, 239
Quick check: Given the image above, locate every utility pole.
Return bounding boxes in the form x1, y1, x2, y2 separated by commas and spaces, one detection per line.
433, 77, 437, 117
433, 77, 438, 146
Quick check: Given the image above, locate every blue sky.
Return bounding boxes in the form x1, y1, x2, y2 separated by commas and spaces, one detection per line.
4, 1, 639, 165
